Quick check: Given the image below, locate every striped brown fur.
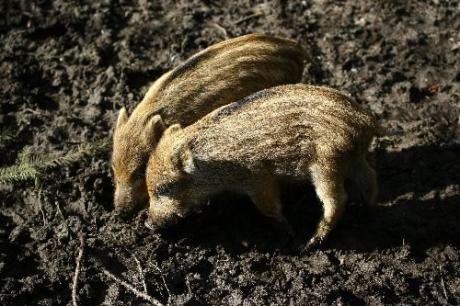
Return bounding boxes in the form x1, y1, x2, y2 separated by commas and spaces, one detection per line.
146, 84, 381, 247
112, 33, 308, 217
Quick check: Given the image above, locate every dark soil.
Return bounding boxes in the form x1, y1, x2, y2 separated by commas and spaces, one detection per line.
1, 0, 459, 305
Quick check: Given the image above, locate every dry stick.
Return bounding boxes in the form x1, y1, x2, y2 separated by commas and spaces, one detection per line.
234, 11, 264, 25
180, 35, 189, 54
37, 190, 47, 226
55, 201, 66, 220
439, 266, 449, 302
440, 275, 449, 302
152, 263, 172, 303
72, 235, 85, 306
38, 202, 47, 226
132, 254, 148, 294
209, 22, 229, 39
102, 269, 164, 306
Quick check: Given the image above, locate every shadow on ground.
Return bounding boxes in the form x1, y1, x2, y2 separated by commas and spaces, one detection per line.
154, 143, 460, 256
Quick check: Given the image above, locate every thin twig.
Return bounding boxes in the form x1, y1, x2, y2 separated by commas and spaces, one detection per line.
72, 235, 85, 306
209, 22, 228, 39
180, 35, 189, 54
439, 265, 449, 302
102, 269, 164, 306
152, 263, 172, 303
36, 190, 47, 226
234, 11, 264, 25
132, 254, 148, 294
55, 201, 66, 220
38, 199, 47, 226
23, 108, 43, 115
440, 275, 449, 301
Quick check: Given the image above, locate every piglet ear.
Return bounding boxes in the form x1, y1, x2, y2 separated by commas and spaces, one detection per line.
142, 115, 165, 148
181, 145, 195, 174
163, 123, 181, 137
171, 142, 195, 174
116, 107, 129, 129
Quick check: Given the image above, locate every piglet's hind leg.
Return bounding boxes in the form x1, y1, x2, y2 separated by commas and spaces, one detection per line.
248, 176, 294, 238
308, 163, 347, 248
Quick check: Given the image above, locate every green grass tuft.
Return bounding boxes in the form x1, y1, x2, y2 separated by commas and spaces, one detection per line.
0, 126, 17, 144
0, 137, 111, 187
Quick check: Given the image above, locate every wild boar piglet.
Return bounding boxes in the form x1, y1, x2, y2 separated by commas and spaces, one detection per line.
112, 33, 308, 217
146, 84, 381, 246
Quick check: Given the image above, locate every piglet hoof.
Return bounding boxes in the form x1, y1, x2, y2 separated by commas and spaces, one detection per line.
284, 238, 319, 256
302, 236, 323, 253
144, 219, 156, 231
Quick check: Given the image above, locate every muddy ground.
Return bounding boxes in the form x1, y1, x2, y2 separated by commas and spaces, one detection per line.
1, 0, 459, 305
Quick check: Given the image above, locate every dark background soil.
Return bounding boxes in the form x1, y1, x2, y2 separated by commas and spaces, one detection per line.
1, 0, 459, 305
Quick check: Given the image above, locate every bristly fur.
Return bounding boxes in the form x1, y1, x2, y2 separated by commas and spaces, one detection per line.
112, 33, 309, 216
211, 87, 276, 122
146, 84, 381, 247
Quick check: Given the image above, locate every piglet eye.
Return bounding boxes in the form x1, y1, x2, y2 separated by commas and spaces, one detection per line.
133, 169, 145, 180
156, 182, 174, 195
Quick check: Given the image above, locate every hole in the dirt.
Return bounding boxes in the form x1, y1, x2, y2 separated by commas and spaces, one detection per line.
46, 126, 67, 144
391, 71, 406, 82
251, 257, 269, 273
407, 278, 420, 294
29, 22, 67, 39
190, 259, 213, 277
0, 214, 15, 235
94, 176, 115, 211
342, 56, 364, 71
452, 71, 460, 82
98, 45, 117, 67
184, 298, 206, 306
327, 289, 366, 306
36, 95, 59, 110
59, 182, 79, 200
153, 243, 171, 263
167, 270, 187, 295
377, 285, 399, 304
28, 282, 69, 305
30, 117, 44, 127
1, 242, 40, 278
7, 285, 55, 306
409, 86, 426, 103
81, 277, 109, 306
0, 114, 17, 127
89, 246, 128, 275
